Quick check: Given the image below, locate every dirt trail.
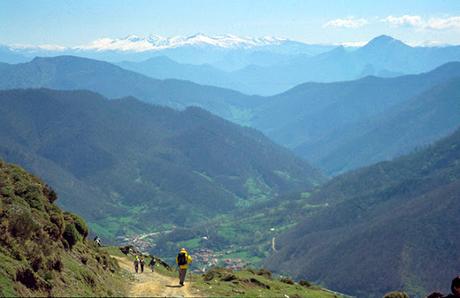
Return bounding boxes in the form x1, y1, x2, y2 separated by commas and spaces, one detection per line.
113, 256, 200, 297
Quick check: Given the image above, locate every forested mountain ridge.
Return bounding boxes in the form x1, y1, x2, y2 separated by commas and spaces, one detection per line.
258, 61, 460, 174
266, 127, 460, 297
0, 88, 322, 239
307, 76, 460, 174
0, 55, 263, 125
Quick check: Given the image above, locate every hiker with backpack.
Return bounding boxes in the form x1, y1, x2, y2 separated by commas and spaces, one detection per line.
149, 257, 156, 272
140, 256, 145, 273
176, 248, 193, 286
134, 255, 140, 273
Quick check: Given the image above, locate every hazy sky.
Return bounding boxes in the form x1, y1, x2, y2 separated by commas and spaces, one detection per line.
1, 0, 460, 46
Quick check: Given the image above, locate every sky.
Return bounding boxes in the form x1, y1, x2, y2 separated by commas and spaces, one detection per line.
1, 0, 460, 46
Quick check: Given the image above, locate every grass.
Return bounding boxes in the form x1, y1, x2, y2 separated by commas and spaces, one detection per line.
192, 268, 344, 298
0, 251, 22, 297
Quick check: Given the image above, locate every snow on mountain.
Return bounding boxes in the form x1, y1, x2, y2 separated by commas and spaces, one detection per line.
73, 33, 288, 52
74, 33, 287, 52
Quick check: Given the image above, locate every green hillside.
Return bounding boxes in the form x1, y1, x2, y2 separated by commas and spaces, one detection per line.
266, 128, 460, 297
0, 160, 125, 297
0, 55, 263, 125
0, 88, 323, 240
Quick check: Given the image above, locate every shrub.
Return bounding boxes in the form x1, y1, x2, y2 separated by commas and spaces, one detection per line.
43, 185, 57, 203
30, 254, 44, 272
8, 209, 39, 240
299, 280, 311, 288
63, 224, 80, 249
280, 277, 295, 285
47, 257, 63, 272
23, 184, 45, 211
65, 213, 88, 240
256, 268, 272, 279
16, 268, 38, 290
48, 209, 64, 240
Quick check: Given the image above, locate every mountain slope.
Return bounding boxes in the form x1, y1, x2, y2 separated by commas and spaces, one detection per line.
266, 128, 460, 297
118, 56, 251, 94
0, 160, 125, 296
0, 55, 262, 125
310, 77, 460, 174
253, 62, 460, 174
0, 88, 322, 239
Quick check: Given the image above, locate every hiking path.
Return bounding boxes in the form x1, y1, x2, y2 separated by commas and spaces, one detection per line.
113, 255, 202, 297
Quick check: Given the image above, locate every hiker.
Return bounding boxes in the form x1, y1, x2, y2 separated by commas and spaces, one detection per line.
176, 248, 193, 286
93, 236, 102, 247
140, 256, 145, 273
445, 276, 460, 298
149, 257, 156, 272
134, 255, 140, 273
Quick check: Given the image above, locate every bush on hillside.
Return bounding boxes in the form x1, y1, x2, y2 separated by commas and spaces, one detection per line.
63, 223, 80, 249
47, 210, 65, 240
299, 280, 312, 288
8, 209, 40, 240
64, 212, 88, 240
256, 268, 272, 279
42, 185, 57, 203
23, 184, 46, 211
16, 268, 39, 290
280, 277, 295, 285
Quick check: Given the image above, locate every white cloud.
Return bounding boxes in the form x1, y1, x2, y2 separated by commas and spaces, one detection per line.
382, 15, 460, 30
426, 16, 460, 30
323, 18, 368, 29
382, 15, 423, 27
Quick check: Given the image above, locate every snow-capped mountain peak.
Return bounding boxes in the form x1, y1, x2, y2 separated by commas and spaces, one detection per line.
73, 33, 289, 52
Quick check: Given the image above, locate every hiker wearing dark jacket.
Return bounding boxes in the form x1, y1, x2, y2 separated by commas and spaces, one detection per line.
176, 248, 193, 286
134, 255, 139, 273
444, 276, 460, 298
149, 257, 156, 272
140, 256, 145, 273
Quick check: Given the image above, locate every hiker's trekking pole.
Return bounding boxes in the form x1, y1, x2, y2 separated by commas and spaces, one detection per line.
189, 266, 192, 287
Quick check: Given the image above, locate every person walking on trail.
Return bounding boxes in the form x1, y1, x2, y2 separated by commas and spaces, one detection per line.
140, 256, 145, 273
134, 255, 140, 273
149, 257, 156, 272
93, 236, 102, 247
176, 248, 192, 286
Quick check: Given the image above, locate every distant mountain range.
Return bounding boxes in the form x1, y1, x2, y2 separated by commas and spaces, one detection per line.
0, 88, 322, 239
3, 35, 460, 95
1, 56, 460, 177
105, 35, 460, 95
266, 127, 460, 297
0, 33, 334, 71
